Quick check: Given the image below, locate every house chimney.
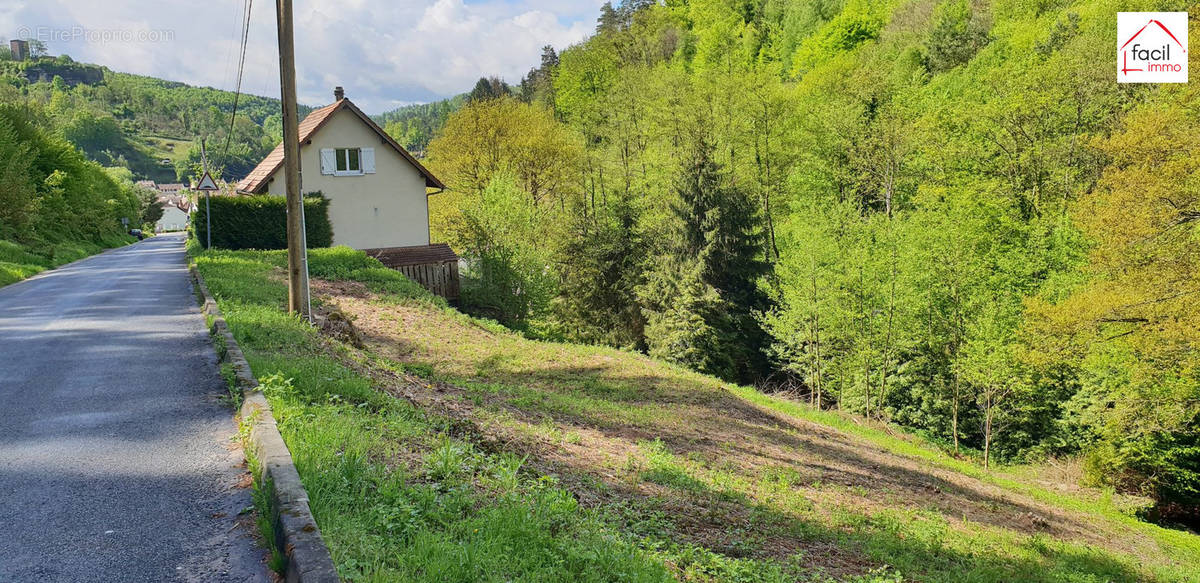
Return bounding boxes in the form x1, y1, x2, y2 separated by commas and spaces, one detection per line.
334, 86, 344, 101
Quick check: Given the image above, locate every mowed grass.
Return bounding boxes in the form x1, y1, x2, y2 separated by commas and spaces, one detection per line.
194, 245, 1200, 583
0, 236, 132, 287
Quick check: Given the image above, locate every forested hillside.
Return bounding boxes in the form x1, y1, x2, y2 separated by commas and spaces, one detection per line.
0, 49, 305, 284
376, 94, 467, 155
0, 52, 304, 182
423, 0, 1200, 525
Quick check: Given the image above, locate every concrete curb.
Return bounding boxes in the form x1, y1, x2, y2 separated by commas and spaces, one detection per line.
191, 265, 340, 583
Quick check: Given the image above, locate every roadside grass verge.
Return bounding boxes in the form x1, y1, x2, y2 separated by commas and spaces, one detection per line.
0, 235, 132, 287
195, 245, 1200, 583
194, 247, 679, 582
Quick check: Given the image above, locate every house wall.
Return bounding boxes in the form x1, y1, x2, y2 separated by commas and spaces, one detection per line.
156, 206, 189, 232
264, 108, 430, 249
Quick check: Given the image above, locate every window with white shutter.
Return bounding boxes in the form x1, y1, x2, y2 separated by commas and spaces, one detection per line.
332, 148, 363, 176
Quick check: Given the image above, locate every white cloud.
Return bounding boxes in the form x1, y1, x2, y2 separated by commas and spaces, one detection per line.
1, 0, 604, 113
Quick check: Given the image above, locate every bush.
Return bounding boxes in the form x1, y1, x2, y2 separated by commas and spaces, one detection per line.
193, 194, 332, 250
1084, 417, 1200, 527
0, 104, 140, 244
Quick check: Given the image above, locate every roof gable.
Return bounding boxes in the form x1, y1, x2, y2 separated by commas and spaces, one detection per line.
236, 98, 445, 194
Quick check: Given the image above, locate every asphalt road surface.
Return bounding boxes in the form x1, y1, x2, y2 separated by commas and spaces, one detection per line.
0, 234, 270, 582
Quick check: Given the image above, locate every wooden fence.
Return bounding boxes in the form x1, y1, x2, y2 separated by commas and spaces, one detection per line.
392, 261, 459, 301
362, 244, 460, 302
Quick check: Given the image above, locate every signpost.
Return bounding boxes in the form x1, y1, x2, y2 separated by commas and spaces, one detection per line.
196, 140, 219, 249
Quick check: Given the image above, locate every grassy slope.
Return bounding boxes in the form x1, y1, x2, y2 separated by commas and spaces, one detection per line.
194, 245, 1200, 583
0, 235, 131, 288
135, 135, 194, 182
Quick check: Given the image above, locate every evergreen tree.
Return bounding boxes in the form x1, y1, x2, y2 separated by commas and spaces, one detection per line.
642, 132, 770, 382
642, 260, 735, 378
556, 196, 646, 349
518, 46, 559, 108
596, 3, 622, 34
467, 77, 511, 103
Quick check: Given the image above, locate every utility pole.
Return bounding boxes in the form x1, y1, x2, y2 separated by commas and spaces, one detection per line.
201, 139, 211, 250
276, 0, 311, 319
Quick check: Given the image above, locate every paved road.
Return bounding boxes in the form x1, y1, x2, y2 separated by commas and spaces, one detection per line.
0, 234, 270, 582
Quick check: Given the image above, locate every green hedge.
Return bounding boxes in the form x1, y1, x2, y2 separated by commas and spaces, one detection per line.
193, 194, 332, 250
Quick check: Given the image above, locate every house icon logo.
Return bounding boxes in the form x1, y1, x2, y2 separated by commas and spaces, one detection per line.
1118, 12, 1188, 83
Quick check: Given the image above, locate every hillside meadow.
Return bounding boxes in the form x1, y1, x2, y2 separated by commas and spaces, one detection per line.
194, 245, 1200, 582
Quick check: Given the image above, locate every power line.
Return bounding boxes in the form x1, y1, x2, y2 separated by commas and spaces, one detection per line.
217, 0, 241, 105
221, 0, 254, 167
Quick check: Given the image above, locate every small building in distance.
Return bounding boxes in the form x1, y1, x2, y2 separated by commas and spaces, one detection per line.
10, 40, 28, 62
158, 183, 185, 196
155, 196, 191, 233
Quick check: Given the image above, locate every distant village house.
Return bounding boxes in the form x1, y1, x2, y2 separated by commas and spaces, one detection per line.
158, 183, 185, 196
137, 180, 192, 232
156, 196, 192, 233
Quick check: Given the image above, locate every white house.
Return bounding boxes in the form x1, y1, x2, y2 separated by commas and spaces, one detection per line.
155, 196, 191, 232
236, 88, 458, 300
236, 87, 446, 250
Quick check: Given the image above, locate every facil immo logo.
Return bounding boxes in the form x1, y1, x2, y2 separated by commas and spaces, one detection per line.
1118, 12, 1188, 83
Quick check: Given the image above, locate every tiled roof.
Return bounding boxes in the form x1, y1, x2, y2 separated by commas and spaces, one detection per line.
236, 98, 445, 194
361, 243, 458, 267
155, 195, 192, 213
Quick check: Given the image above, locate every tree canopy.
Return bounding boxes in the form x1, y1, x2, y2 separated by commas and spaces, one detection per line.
421, 0, 1200, 525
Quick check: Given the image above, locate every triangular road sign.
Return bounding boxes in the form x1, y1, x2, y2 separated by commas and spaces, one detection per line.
195, 171, 219, 191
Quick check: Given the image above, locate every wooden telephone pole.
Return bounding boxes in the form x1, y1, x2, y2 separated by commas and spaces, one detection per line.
275, 0, 311, 319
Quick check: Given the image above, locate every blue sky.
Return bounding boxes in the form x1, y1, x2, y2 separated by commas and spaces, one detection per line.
1, 0, 605, 113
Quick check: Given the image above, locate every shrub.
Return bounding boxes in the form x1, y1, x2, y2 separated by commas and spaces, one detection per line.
454, 175, 557, 329
193, 194, 332, 250
0, 104, 139, 245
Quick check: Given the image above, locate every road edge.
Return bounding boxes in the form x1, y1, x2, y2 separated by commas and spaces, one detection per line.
191, 265, 341, 583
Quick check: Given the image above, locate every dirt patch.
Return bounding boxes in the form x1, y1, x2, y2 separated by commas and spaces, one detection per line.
306, 278, 1163, 576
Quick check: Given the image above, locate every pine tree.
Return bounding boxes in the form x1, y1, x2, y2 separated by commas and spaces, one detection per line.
518, 46, 560, 108
556, 196, 646, 349
468, 77, 510, 103
642, 131, 771, 382
596, 2, 622, 34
